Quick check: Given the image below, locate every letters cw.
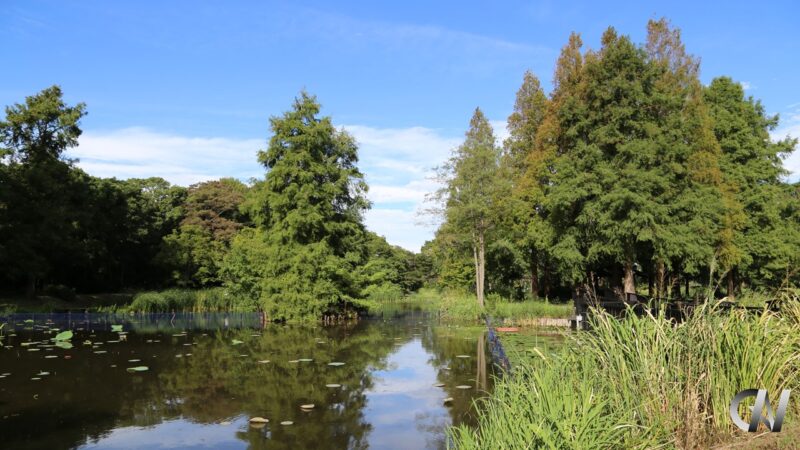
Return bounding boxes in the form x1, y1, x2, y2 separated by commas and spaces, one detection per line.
729, 389, 791, 432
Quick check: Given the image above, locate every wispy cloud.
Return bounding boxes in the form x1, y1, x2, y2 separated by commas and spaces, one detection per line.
771, 106, 800, 182
72, 128, 263, 186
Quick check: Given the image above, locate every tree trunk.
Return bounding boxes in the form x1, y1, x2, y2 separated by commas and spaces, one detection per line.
727, 269, 735, 300
648, 265, 654, 298
477, 230, 485, 308
473, 242, 480, 303
623, 259, 635, 295
656, 260, 666, 300
529, 250, 539, 298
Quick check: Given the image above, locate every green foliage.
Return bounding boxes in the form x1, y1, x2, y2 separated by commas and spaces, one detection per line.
127, 288, 254, 313
223, 92, 370, 320
452, 304, 800, 449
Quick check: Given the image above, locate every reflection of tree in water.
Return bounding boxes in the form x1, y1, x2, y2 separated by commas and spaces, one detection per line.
418, 325, 495, 429
150, 321, 398, 449
0, 320, 398, 450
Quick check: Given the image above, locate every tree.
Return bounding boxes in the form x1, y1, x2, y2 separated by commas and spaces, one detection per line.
160, 178, 249, 286
223, 92, 370, 320
436, 108, 502, 307
704, 76, 798, 292
0, 86, 86, 296
501, 71, 550, 298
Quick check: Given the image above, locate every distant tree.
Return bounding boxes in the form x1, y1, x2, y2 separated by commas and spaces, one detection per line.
435, 108, 502, 307
160, 178, 249, 286
223, 92, 370, 320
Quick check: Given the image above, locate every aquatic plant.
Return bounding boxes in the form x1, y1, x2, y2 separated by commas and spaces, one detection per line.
451, 302, 800, 449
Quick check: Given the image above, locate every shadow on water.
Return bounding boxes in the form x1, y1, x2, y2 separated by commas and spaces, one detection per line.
0, 311, 496, 450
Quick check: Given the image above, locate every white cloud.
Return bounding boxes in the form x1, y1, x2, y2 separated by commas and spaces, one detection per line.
72, 127, 263, 185
771, 106, 800, 182
740, 81, 753, 90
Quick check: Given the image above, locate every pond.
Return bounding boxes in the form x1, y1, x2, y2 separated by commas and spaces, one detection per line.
0, 310, 497, 449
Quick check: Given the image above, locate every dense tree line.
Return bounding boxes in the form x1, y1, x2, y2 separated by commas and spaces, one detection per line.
427, 19, 799, 303
0, 88, 422, 315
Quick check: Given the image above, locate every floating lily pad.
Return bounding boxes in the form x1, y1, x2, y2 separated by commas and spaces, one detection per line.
280, 421, 293, 426
128, 359, 141, 362
249, 417, 269, 424
231, 339, 244, 345
456, 355, 470, 359
31, 377, 41, 380
44, 355, 58, 359
111, 325, 123, 332
443, 397, 454, 404
288, 360, 299, 363
328, 362, 345, 367
53, 331, 73, 342
325, 384, 341, 388
433, 383, 445, 387
455, 385, 472, 389
298, 358, 313, 362
27, 348, 40, 352
126, 366, 149, 372
93, 350, 107, 354
257, 360, 270, 364
55, 341, 73, 349
36, 371, 49, 376
300, 404, 315, 410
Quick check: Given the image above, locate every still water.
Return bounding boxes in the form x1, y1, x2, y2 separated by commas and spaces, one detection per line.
0, 311, 495, 449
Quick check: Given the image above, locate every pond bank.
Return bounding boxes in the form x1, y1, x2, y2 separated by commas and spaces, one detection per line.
454, 302, 800, 449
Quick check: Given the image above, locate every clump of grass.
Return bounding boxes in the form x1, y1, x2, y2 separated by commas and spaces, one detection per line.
487, 296, 573, 320
126, 288, 255, 313
452, 301, 800, 449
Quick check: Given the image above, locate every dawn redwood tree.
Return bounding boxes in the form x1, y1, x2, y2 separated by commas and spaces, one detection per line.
500, 71, 550, 297
223, 92, 370, 320
437, 108, 502, 307
705, 76, 798, 292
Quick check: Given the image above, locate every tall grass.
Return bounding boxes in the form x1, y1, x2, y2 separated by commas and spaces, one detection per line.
126, 288, 257, 313
452, 301, 800, 449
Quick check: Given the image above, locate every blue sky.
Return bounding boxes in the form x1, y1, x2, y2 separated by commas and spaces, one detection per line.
2, 0, 799, 251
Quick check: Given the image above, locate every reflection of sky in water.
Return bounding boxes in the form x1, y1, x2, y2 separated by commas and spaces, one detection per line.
363, 339, 451, 450
75, 337, 458, 449
81, 418, 249, 449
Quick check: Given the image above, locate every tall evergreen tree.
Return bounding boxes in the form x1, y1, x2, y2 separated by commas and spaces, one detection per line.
223, 92, 370, 320
436, 108, 502, 306
705, 76, 798, 292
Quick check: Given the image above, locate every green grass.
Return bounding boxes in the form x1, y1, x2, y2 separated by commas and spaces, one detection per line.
369, 288, 573, 323
452, 299, 800, 449
121, 288, 257, 313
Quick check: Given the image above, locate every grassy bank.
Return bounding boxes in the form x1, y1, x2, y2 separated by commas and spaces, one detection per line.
371, 288, 573, 322
451, 301, 800, 449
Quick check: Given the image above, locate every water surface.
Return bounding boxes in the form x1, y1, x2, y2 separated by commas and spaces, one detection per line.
0, 311, 494, 449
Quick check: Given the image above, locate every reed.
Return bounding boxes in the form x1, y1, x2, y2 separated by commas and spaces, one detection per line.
451, 300, 800, 449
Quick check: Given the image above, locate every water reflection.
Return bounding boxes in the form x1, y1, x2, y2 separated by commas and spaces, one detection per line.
0, 313, 494, 449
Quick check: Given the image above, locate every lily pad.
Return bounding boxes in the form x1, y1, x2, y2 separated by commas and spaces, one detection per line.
325, 383, 341, 388
44, 355, 58, 359
249, 417, 269, 424
328, 362, 345, 367
36, 371, 50, 376
257, 360, 270, 364
128, 359, 141, 362
455, 385, 472, 389
111, 325, 123, 332
298, 358, 313, 362
443, 397, 454, 404
231, 339, 244, 345
280, 421, 293, 426
126, 366, 149, 372
456, 355, 470, 359
300, 404, 315, 410
53, 330, 73, 342
93, 350, 107, 354
55, 341, 73, 349
433, 383, 445, 387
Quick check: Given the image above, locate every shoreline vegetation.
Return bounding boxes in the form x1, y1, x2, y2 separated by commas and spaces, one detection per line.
453, 298, 800, 450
